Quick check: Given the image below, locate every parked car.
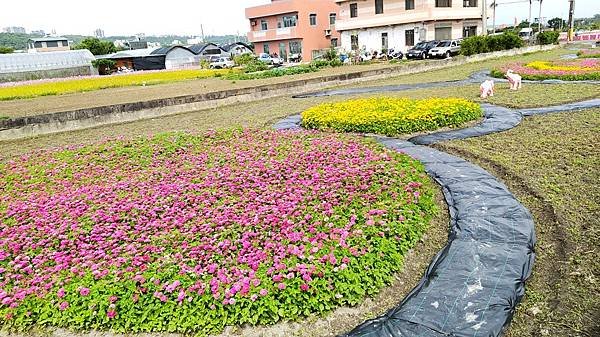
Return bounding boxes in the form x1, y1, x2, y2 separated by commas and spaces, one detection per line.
208, 55, 221, 63
209, 57, 235, 69
428, 40, 461, 59
406, 40, 439, 60
258, 53, 283, 66
519, 28, 534, 41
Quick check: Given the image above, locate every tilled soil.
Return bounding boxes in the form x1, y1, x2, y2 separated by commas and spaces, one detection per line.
436, 108, 600, 337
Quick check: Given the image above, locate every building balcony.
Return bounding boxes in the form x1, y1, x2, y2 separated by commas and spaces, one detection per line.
247, 27, 300, 43
336, 7, 482, 31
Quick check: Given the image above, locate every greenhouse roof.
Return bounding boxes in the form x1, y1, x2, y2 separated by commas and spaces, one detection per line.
188, 43, 219, 54
0, 50, 95, 74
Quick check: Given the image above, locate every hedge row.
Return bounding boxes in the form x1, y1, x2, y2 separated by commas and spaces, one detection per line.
460, 32, 524, 56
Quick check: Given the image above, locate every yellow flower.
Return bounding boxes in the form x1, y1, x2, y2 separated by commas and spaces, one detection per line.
301, 97, 482, 136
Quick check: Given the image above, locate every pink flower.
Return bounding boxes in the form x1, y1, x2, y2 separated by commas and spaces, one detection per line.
278, 283, 287, 290
259, 289, 268, 297
108, 295, 118, 303
79, 287, 90, 296
107, 310, 117, 319
57, 288, 66, 298
59, 301, 69, 311
300, 284, 310, 292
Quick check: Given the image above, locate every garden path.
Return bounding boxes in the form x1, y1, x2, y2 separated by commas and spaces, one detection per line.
292, 70, 600, 98
275, 96, 600, 337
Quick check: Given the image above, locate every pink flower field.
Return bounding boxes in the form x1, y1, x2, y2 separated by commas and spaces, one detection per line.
492, 58, 600, 81
0, 129, 437, 334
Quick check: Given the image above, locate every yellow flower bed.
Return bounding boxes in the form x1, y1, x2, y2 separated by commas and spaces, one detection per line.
301, 97, 482, 136
0, 69, 235, 101
526, 60, 600, 72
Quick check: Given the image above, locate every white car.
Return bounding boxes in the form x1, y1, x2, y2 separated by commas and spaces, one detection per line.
428, 40, 461, 59
258, 53, 283, 66
209, 57, 235, 69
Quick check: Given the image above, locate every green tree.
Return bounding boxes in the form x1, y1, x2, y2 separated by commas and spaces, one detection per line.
0, 46, 14, 54
73, 37, 116, 55
547, 17, 566, 31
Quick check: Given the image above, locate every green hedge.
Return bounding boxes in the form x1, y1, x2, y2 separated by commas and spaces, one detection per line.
537, 31, 560, 45
225, 59, 342, 81
461, 32, 524, 56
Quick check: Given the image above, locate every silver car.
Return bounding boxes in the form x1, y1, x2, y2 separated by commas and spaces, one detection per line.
428, 40, 461, 59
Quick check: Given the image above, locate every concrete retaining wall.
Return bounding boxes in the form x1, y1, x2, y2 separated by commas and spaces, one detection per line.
0, 66, 97, 83
0, 45, 557, 141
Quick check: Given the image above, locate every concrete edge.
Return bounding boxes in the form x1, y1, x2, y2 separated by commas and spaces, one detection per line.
0, 45, 557, 141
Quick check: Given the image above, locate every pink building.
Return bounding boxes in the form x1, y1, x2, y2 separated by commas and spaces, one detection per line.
335, 0, 484, 53
245, 0, 341, 62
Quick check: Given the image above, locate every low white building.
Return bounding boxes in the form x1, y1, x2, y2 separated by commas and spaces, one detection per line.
335, 0, 484, 53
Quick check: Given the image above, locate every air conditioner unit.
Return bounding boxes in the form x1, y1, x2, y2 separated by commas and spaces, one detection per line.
251, 21, 257, 26
325, 29, 332, 36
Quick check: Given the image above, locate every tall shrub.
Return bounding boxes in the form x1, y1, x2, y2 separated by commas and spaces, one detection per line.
500, 32, 524, 49
537, 31, 560, 45
460, 36, 488, 56
461, 32, 523, 56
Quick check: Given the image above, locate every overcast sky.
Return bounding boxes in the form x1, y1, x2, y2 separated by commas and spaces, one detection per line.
1, 0, 598, 37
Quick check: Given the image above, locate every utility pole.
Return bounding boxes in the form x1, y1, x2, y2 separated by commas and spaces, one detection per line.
538, 0, 543, 33
482, 0, 488, 35
568, 0, 575, 41
529, 0, 532, 28
201, 24, 205, 43
492, 1, 497, 34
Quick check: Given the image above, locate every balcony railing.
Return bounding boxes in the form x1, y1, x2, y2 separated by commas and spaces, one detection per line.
248, 27, 299, 42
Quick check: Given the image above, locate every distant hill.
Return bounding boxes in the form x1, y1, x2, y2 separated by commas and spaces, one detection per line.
0, 32, 44, 50
0, 33, 248, 52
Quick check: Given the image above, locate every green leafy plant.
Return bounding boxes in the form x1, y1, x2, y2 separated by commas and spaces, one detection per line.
461, 32, 523, 56
243, 59, 268, 73
537, 31, 560, 45
0, 46, 14, 54
0, 129, 438, 335
233, 53, 256, 66
73, 37, 116, 56
322, 48, 338, 61
91, 59, 116, 75
199, 59, 210, 69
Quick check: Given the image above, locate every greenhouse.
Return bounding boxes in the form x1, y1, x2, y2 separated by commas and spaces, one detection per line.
0, 50, 96, 82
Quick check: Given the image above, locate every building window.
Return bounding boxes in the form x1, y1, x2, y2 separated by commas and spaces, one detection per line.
34, 41, 43, 48
330, 13, 337, 25
463, 0, 477, 7
309, 14, 317, 26
381, 33, 389, 51
289, 41, 302, 55
279, 42, 287, 60
61, 41, 68, 47
263, 43, 270, 54
406, 0, 415, 10
436, 0, 452, 7
375, 0, 384, 14
331, 38, 339, 47
261, 20, 268, 31
350, 3, 358, 18
405, 30, 415, 46
282, 15, 298, 28
46, 41, 59, 48
463, 26, 477, 37
351, 34, 359, 50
